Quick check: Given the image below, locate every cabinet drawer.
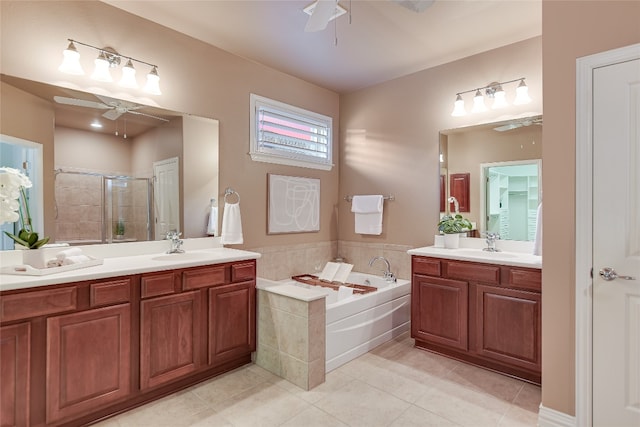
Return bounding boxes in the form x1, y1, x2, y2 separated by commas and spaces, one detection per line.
447, 261, 499, 285
90, 278, 131, 307
231, 262, 255, 283
183, 265, 226, 290
1, 287, 77, 322
507, 268, 541, 292
141, 272, 177, 299
412, 256, 441, 276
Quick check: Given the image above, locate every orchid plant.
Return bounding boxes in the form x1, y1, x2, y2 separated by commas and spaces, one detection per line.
0, 167, 49, 249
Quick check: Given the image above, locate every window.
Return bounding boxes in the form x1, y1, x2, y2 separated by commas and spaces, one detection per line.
250, 94, 333, 170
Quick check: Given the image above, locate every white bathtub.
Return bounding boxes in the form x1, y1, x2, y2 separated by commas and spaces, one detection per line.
275, 272, 411, 372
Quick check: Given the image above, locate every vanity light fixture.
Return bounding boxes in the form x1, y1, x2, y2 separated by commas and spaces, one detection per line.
450, 77, 531, 117
58, 39, 161, 95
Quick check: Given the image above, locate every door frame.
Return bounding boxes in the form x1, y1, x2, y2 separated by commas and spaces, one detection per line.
575, 42, 640, 427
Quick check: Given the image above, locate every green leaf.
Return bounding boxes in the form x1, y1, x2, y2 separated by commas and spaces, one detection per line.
32, 237, 50, 249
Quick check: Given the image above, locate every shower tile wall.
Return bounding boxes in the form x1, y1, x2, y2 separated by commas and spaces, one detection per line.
55, 173, 102, 243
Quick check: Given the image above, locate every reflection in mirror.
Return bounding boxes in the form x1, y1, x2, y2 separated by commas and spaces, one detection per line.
0, 74, 219, 249
440, 115, 542, 241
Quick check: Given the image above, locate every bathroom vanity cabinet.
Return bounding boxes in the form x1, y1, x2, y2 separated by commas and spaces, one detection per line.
0, 259, 256, 427
411, 255, 541, 384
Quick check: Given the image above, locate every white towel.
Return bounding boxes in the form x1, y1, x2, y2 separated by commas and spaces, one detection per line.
56, 247, 83, 261
351, 195, 384, 235
337, 285, 354, 301
533, 202, 542, 256
221, 202, 243, 244
62, 255, 91, 265
207, 205, 218, 236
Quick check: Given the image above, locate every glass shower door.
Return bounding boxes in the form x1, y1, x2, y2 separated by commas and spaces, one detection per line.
104, 176, 151, 243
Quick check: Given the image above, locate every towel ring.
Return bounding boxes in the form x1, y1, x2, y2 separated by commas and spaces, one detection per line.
224, 187, 240, 204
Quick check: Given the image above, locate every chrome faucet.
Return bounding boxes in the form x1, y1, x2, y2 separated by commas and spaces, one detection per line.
368, 256, 396, 283
165, 231, 185, 254
483, 232, 500, 252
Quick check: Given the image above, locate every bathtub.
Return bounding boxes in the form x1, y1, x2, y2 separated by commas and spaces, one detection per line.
263, 272, 411, 373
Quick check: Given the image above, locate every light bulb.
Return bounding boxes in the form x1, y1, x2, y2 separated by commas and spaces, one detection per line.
144, 66, 161, 95
91, 51, 113, 82
491, 86, 508, 109
471, 89, 487, 113
58, 41, 84, 75
514, 79, 531, 105
119, 59, 138, 89
451, 94, 466, 117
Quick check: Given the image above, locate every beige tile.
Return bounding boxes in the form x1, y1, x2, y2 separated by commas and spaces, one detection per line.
307, 357, 326, 390
280, 406, 348, 427
274, 368, 356, 404
111, 389, 209, 427
314, 379, 411, 427
268, 293, 309, 318
512, 383, 541, 412
389, 405, 461, 427
274, 311, 309, 361
499, 403, 540, 427
279, 352, 310, 390
254, 343, 282, 376
211, 381, 310, 426
444, 361, 525, 403
191, 365, 272, 406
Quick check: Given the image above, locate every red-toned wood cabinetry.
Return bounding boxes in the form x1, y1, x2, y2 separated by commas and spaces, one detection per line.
411, 255, 541, 384
0, 258, 256, 427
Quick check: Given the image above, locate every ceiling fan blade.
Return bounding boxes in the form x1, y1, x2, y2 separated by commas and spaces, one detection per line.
127, 110, 170, 123
95, 94, 142, 111
493, 123, 521, 132
305, 0, 337, 32
392, 0, 435, 13
102, 109, 123, 120
53, 96, 111, 110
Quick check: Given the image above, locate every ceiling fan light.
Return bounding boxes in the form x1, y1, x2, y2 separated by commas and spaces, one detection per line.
491, 86, 508, 109
451, 94, 466, 117
119, 59, 138, 89
471, 89, 487, 113
58, 41, 85, 75
514, 79, 531, 105
144, 66, 161, 95
91, 51, 113, 82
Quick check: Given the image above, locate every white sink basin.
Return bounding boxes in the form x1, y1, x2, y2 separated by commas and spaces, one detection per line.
151, 252, 212, 262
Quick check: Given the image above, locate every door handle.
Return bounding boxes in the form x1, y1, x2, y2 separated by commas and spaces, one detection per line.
599, 267, 636, 281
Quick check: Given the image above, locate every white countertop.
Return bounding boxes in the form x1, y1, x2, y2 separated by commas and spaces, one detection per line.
0, 238, 261, 292
408, 244, 542, 269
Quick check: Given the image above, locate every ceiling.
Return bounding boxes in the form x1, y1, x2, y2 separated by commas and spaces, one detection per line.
102, 0, 542, 94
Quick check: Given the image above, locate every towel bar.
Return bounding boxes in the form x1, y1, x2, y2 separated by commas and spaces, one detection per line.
344, 195, 394, 202
224, 187, 240, 203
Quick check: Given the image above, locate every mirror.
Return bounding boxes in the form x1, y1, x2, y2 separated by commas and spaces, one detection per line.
439, 115, 542, 241
0, 74, 219, 249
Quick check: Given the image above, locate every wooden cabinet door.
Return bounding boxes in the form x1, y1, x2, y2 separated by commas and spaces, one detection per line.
449, 173, 470, 212
1, 323, 30, 427
46, 304, 131, 424
140, 291, 201, 389
411, 274, 468, 350
471, 284, 541, 372
208, 281, 255, 366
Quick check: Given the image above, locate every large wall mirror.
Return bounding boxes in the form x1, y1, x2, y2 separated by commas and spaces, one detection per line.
0, 74, 219, 250
440, 115, 542, 241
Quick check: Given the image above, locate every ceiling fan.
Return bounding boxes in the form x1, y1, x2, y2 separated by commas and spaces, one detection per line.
493, 117, 543, 132
304, 0, 435, 32
53, 94, 169, 122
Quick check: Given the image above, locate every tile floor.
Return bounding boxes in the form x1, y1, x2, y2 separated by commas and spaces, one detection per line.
96, 333, 540, 427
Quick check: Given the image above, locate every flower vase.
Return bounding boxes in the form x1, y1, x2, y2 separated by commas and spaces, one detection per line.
22, 248, 47, 269
443, 233, 460, 249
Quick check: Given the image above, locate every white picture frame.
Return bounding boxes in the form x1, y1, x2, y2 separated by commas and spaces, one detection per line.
267, 174, 320, 234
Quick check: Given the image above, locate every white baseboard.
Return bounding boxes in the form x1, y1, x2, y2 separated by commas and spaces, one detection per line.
538, 405, 576, 427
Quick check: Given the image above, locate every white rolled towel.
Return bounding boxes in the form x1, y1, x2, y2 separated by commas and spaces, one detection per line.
56, 247, 83, 261
62, 255, 92, 265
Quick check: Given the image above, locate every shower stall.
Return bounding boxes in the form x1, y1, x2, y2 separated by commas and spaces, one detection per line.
54, 170, 152, 245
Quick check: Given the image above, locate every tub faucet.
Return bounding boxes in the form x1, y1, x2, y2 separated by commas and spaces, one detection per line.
448, 196, 459, 215
483, 232, 500, 252
165, 231, 185, 254
368, 256, 396, 283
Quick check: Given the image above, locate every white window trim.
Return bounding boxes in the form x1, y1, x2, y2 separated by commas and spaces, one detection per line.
249, 93, 333, 171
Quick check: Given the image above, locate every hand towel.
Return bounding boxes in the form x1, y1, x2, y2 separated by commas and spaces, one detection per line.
533, 202, 543, 256
351, 195, 384, 235
207, 204, 218, 236
221, 202, 243, 244
56, 247, 83, 261
62, 255, 91, 265
337, 285, 354, 301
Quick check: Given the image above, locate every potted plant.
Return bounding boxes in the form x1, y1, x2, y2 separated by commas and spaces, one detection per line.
437, 214, 472, 249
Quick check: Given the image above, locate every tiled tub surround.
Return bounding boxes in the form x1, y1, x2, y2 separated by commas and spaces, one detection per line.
251, 240, 413, 281
256, 272, 411, 390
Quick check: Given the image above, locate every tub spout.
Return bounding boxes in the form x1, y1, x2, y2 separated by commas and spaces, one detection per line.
368, 256, 396, 283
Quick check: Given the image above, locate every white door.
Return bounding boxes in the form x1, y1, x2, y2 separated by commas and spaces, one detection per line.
153, 157, 180, 240
593, 57, 640, 426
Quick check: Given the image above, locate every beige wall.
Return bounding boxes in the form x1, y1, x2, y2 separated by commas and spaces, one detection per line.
339, 37, 542, 247
0, 80, 55, 239
541, 0, 640, 417
55, 126, 131, 175
0, 1, 340, 249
